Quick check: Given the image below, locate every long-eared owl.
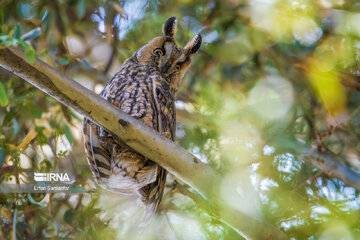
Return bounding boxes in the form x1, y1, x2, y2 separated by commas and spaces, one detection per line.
83, 17, 202, 213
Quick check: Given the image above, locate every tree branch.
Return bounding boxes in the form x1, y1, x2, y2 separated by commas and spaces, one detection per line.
0, 46, 287, 240
308, 151, 360, 190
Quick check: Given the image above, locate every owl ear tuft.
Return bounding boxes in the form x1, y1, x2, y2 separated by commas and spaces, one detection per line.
163, 17, 177, 38
184, 33, 202, 55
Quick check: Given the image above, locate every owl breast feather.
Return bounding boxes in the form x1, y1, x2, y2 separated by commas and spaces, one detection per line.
83, 61, 174, 207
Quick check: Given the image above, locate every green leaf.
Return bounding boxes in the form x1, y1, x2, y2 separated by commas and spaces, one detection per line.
39, 159, 52, 171
21, 27, 41, 41
0, 34, 11, 47
25, 47, 36, 63
17, 40, 36, 63
31, 106, 43, 119
63, 124, 74, 145
14, 23, 21, 39
70, 186, 86, 193
41, 10, 48, 22
64, 209, 75, 224
0, 82, 9, 106
58, 59, 69, 65
12, 119, 19, 134
81, 59, 91, 68
0, 147, 4, 168
35, 126, 48, 145
77, 0, 86, 18
27, 194, 47, 207
0, 10, 3, 31
3, 106, 16, 125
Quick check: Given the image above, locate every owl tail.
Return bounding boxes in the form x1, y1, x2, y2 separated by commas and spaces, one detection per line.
138, 166, 167, 222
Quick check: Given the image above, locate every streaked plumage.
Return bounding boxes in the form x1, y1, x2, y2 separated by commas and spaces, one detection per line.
83, 17, 202, 213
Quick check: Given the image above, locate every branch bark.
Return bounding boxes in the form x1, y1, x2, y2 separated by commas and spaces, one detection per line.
0, 46, 288, 240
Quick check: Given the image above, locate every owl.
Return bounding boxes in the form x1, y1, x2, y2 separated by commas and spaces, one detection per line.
83, 17, 202, 213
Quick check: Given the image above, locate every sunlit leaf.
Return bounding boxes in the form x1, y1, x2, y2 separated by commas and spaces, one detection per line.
24, 47, 36, 63
307, 60, 346, 116
0, 82, 9, 106
16, 39, 36, 63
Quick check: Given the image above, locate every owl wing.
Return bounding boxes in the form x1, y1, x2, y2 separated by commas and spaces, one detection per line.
83, 66, 174, 209
105, 73, 176, 212
84, 68, 159, 192
137, 76, 176, 212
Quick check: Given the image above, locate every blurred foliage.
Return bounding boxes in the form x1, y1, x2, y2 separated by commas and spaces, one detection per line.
1, 0, 360, 239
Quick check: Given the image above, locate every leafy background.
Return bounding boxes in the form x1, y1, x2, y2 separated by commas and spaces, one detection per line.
1, 0, 360, 239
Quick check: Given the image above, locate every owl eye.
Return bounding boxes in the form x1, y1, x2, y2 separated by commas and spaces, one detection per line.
175, 64, 181, 71
153, 48, 164, 56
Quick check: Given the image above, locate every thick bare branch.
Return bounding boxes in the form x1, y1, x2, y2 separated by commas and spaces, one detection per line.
0, 46, 217, 197
0, 46, 288, 240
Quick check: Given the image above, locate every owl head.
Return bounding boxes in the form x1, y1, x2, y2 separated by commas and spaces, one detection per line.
134, 17, 202, 92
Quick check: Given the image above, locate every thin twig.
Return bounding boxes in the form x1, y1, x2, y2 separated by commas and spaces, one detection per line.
13, 206, 17, 240
104, 27, 118, 75
291, 171, 323, 193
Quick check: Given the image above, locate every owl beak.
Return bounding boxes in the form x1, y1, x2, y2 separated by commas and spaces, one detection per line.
161, 62, 171, 73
